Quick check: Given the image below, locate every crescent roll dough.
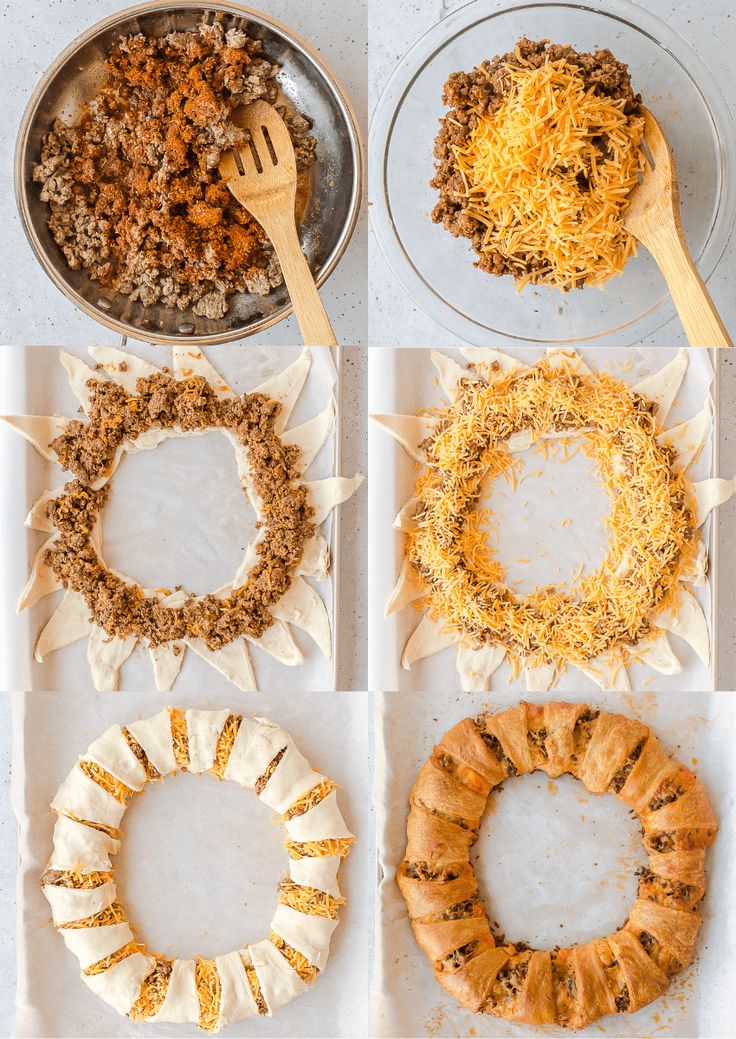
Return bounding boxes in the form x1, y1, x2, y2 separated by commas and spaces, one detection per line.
398, 701, 717, 1031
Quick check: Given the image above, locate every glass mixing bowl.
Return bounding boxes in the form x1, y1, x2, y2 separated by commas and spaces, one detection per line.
370, 0, 736, 345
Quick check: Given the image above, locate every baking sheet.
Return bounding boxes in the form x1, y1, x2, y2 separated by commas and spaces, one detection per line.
368, 346, 717, 693
371, 689, 736, 1039
0, 343, 347, 692
12, 688, 373, 1038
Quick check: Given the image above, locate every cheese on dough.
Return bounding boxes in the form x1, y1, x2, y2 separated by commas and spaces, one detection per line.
248, 938, 307, 1013
51, 766, 126, 830
126, 709, 177, 776
215, 951, 259, 1029
83, 724, 147, 791
61, 922, 134, 971
657, 400, 713, 470
49, 814, 120, 874
258, 741, 326, 814
284, 790, 352, 843
268, 905, 337, 973
82, 951, 154, 1015
288, 856, 341, 898
185, 709, 231, 774
151, 958, 199, 1023
224, 718, 284, 788
43, 880, 116, 926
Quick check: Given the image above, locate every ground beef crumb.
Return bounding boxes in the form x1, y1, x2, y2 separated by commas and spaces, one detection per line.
33, 20, 316, 319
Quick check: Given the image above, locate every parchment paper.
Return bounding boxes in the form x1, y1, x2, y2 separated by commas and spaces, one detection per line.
371, 689, 736, 1038
368, 347, 717, 693
0, 344, 342, 692
12, 688, 373, 1038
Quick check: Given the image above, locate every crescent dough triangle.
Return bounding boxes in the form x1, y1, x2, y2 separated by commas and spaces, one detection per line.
247, 619, 303, 666
385, 557, 425, 617
281, 400, 336, 474
186, 637, 257, 691
369, 414, 435, 462
632, 348, 688, 424
655, 586, 710, 667
401, 613, 460, 670
270, 576, 332, 660
25, 486, 65, 532
457, 642, 506, 692
546, 347, 593, 375
394, 496, 419, 531
87, 627, 137, 692
523, 661, 556, 692
150, 643, 186, 692
431, 350, 470, 400
87, 346, 162, 393
680, 538, 708, 586
18, 538, 62, 612
296, 533, 330, 580
460, 347, 530, 376
172, 346, 232, 397
630, 631, 682, 676
692, 477, 736, 527
59, 350, 101, 410
253, 347, 311, 433
35, 590, 92, 662
657, 400, 713, 470
575, 651, 631, 692
0, 414, 68, 461
304, 474, 364, 526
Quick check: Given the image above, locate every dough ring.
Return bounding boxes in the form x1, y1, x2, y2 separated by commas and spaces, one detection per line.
398, 701, 716, 1031
374, 347, 735, 692
42, 707, 354, 1032
1, 345, 363, 692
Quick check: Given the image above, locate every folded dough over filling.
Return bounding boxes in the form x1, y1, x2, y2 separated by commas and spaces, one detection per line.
43, 707, 353, 1032
398, 701, 717, 1031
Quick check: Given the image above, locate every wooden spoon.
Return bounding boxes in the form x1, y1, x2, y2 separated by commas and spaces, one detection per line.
219, 101, 337, 346
622, 107, 731, 347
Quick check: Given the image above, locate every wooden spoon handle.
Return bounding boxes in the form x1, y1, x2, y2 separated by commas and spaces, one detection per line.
643, 221, 732, 347
266, 213, 338, 346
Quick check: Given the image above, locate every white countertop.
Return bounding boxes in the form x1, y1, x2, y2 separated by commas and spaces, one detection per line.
0, 0, 368, 347
368, 0, 736, 347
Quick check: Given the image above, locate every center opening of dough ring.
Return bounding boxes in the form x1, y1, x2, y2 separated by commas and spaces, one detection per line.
469, 434, 612, 598
103, 429, 259, 595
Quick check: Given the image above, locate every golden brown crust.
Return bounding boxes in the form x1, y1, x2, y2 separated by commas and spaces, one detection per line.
399, 701, 716, 1032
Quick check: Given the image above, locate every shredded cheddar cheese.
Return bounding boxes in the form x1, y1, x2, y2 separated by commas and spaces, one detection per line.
84, 940, 143, 975
278, 880, 346, 920
453, 51, 645, 291
79, 759, 135, 804
408, 358, 697, 671
285, 837, 355, 860
59, 901, 127, 929
284, 780, 336, 820
269, 932, 319, 982
169, 708, 190, 770
41, 867, 112, 889
129, 957, 174, 1020
243, 961, 268, 1015
209, 714, 242, 780
195, 957, 221, 1032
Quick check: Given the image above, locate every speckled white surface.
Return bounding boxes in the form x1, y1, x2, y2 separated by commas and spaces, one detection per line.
368, 0, 736, 346
0, 0, 368, 346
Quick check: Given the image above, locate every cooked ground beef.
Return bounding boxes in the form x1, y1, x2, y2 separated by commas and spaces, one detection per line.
44, 374, 315, 650
431, 37, 641, 285
33, 20, 315, 319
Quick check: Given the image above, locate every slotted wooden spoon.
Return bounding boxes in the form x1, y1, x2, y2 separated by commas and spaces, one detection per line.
623, 107, 731, 347
219, 101, 337, 346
